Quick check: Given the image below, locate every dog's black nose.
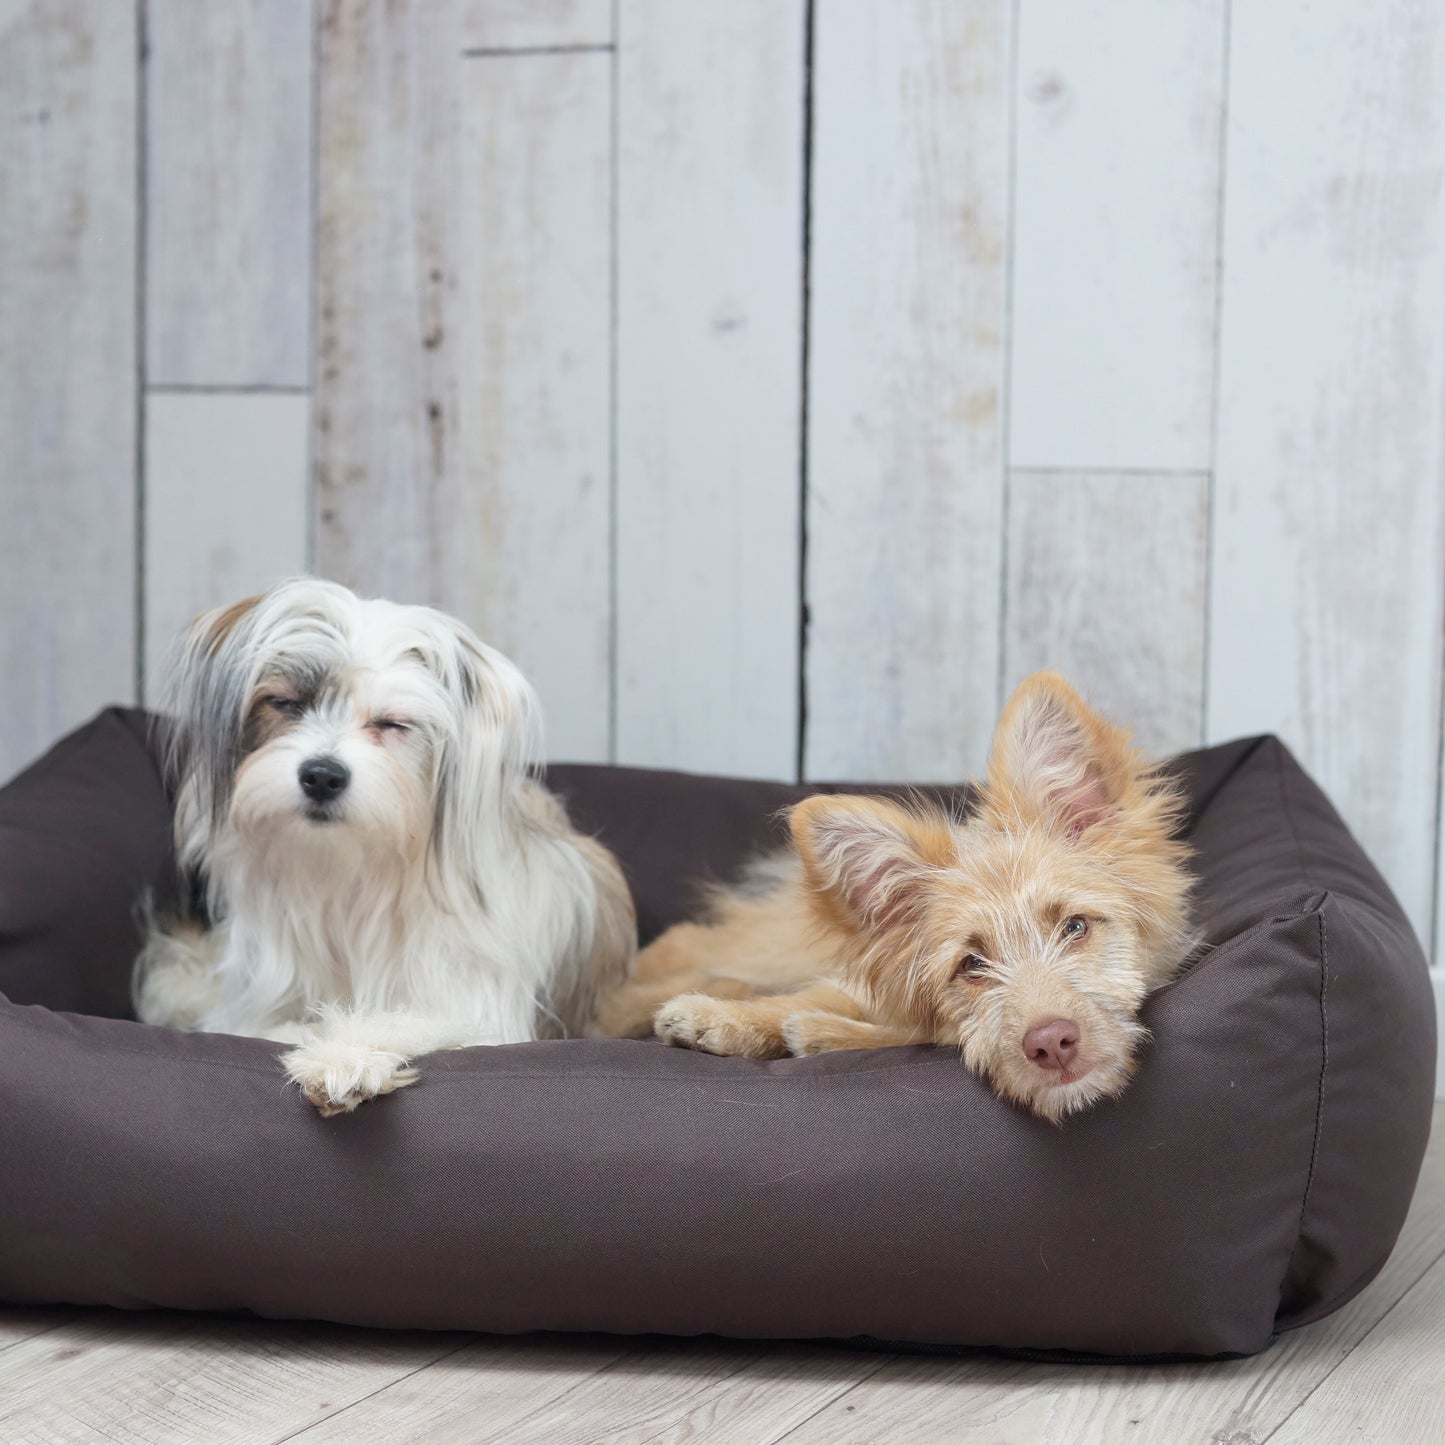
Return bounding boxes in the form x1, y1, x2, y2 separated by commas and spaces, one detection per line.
298, 756, 350, 802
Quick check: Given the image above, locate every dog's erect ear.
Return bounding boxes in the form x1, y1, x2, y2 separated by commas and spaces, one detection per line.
984, 672, 1142, 838
790, 794, 953, 933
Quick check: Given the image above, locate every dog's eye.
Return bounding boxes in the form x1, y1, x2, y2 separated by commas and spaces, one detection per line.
955, 953, 988, 981
371, 717, 410, 734
1063, 915, 1089, 940
265, 696, 302, 717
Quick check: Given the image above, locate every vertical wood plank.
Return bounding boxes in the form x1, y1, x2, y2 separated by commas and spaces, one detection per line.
1003, 472, 1208, 759
805, 0, 1012, 783
456, 1, 611, 51
316, 4, 613, 764
614, 0, 806, 779
1009, 0, 1226, 471
445, 53, 612, 763
0, 0, 137, 784
143, 392, 310, 679
146, 0, 314, 388
314, 3, 456, 610
1208, 0, 1445, 947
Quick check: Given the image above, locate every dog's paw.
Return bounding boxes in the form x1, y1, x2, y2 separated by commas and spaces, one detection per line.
781, 1011, 842, 1057
280, 1040, 419, 1117
654, 994, 789, 1060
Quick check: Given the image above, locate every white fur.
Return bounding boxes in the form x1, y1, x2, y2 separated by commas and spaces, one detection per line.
134, 578, 634, 1115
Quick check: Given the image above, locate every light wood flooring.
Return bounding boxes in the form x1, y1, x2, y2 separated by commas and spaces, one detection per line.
1, 1103, 1441, 1444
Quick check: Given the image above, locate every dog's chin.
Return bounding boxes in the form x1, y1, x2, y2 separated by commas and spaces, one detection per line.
1003, 1054, 1134, 1125
231, 800, 358, 851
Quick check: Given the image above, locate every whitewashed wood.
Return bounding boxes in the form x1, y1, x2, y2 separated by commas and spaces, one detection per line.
146, 0, 313, 388
143, 392, 310, 686
0, 1314, 463, 1445
614, 0, 806, 779
314, 3, 457, 603
0, 1, 137, 786
0, 1311, 77, 1357
804, 0, 1012, 783
1009, 1, 1226, 471
442, 52, 612, 763
623, 1346, 883, 1445
287, 1340, 815, 1444
457, 0, 611, 51
1004, 471, 1208, 758
1206, 0, 1445, 950
290, 1338, 874, 1445
1269, 1253, 1445, 1444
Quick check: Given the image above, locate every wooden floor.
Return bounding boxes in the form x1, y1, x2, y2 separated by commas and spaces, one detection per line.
2, 1103, 1440, 1445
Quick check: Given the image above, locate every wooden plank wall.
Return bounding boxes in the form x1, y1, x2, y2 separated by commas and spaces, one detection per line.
1, 2, 137, 776
6, 2, 1445, 989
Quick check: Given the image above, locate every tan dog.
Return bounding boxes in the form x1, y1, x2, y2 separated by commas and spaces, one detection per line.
591, 673, 1195, 1121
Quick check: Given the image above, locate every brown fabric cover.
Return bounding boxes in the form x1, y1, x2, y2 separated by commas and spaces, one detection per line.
0, 710, 1435, 1358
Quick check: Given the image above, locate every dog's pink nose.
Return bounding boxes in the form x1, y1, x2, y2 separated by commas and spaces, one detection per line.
1023, 1019, 1080, 1071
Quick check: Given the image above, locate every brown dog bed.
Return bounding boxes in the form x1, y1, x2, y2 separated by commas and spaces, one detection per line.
0, 708, 1435, 1359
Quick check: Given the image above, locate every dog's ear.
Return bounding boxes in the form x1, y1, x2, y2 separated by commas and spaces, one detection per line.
983, 672, 1143, 838
790, 794, 953, 933
152, 592, 268, 852
198, 593, 262, 655
426, 619, 544, 877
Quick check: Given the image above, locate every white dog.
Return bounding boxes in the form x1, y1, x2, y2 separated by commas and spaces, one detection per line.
134, 578, 635, 1116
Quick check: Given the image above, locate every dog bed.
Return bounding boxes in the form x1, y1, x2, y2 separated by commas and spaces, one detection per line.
0, 708, 1435, 1359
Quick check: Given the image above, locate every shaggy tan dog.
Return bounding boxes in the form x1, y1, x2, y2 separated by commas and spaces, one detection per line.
592, 673, 1195, 1121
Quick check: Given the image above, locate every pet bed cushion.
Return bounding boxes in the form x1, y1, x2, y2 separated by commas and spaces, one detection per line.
0, 708, 1435, 1359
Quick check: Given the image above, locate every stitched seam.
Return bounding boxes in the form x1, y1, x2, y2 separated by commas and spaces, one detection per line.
1272, 738, 1331, 1309
1281, 908, 1330, 1294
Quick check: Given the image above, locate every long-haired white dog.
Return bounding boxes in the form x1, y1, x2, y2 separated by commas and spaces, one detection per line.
134, 578, 635, 1116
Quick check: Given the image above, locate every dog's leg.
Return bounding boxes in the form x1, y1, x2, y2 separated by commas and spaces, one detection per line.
588, 922, 760, 1038
133, 919, 223, 1029
279, 1010, 491, 1117
654, 981, 870, 1060
780, 1012, 923, 1055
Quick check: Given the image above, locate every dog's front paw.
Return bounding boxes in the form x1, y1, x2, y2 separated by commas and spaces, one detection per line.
280, 1040, 419, 1117
654, 994, 789, 1060
780, 1011, 840, 1057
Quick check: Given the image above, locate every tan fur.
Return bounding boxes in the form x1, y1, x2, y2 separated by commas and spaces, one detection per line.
591, 673, 1196, 1122
202, 593, 261, 653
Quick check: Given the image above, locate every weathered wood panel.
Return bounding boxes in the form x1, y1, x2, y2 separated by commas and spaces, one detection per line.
445, 52, 612, 763
805, 0, 1012, 782
316, 6, 612, 762
286, 1340, 870, 1444
1269, 1253, 1445, 1444
0, 0, 137, 784
0, 1314, 466, 1445
143, 392, 310, 685
1009, 0, 1226, 471
614, 0, 807, 779
1207, 0, 1445, 947
456, 0, 611, 52
314, 3, 456, 608
146, 0, 313, 388
1004, 472, 1208, 760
